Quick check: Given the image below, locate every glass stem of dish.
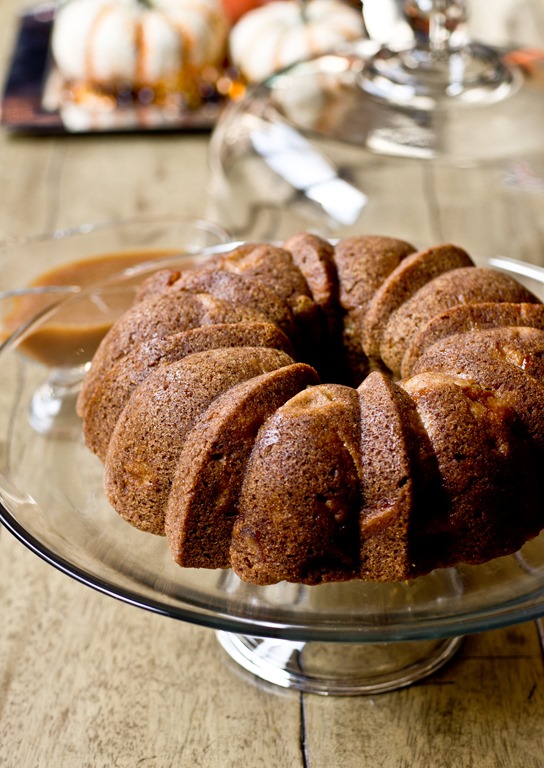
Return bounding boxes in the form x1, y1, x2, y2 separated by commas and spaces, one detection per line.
217, 632, 464, 695
0, 286, 84, 440
404, 0, 468, 58
362, 0, 517, 105
29, 365, 88, 440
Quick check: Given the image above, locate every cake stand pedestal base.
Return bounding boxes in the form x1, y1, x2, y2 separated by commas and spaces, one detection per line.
216, 632, 463, 696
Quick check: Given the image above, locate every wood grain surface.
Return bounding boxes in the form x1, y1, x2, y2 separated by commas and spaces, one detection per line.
1, 1, 544, 766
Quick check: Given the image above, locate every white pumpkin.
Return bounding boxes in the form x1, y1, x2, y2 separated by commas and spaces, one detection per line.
52, 0, 230, 91
229, 0, 365, 83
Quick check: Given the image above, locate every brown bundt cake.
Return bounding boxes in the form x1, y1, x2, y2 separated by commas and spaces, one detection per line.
78, 233, 544, 585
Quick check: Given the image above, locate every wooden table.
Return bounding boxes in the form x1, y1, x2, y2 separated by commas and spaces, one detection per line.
1, 1, 544, 765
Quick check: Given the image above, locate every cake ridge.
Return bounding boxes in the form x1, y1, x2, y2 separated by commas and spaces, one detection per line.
165, 362, 320, 571
104, 346, 296, 535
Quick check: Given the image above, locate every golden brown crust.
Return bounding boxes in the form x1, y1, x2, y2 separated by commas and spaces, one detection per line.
283, 232, 339, 321
411, 326, 544, 456
283, 232, 343, 378
401, 302, 544, 378
334, 235, 416, 313
104, 347, 294, 535
231, 384, 362, 585
333, 235, 416, 384
217, 242, 324, 367
380, 267, 539, 377
166, 363, 320, 569
164, 266, 296, 337
76, 290, 269, 417
400, 371, 541, 565
83, 322, 294, 461
218, 243, 311, 310
362, 244, 474, 357
357, 372, 440, 581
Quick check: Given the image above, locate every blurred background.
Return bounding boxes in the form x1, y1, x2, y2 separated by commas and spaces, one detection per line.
0, 0, 542, 263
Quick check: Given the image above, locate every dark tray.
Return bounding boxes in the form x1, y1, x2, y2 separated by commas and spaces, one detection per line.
1, 4, 225, 135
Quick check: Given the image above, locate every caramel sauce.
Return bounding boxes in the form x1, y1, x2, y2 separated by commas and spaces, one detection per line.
2, 248, 184, 368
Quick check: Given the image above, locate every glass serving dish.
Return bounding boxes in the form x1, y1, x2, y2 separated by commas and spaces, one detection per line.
0, 216, 230, 438
1, 241, 544, 696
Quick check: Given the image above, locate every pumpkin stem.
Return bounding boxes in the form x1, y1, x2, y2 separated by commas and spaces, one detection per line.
137, 0, 153, 8
299, 0, 309, 22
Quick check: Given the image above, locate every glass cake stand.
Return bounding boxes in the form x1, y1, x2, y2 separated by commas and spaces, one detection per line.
2, 243, 544, 696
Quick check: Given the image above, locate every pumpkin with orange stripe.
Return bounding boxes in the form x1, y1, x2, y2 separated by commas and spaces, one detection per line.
229, 0, 365, 83
51, 0, 230, 100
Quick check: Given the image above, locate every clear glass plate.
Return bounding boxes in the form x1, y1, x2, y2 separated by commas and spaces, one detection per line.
1, 244, 544, 653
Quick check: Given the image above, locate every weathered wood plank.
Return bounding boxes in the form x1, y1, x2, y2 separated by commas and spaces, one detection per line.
0, 532, 303, 768
303, 623, 544, 768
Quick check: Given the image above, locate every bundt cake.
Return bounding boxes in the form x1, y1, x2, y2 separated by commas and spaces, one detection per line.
77, 233, 544, 586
